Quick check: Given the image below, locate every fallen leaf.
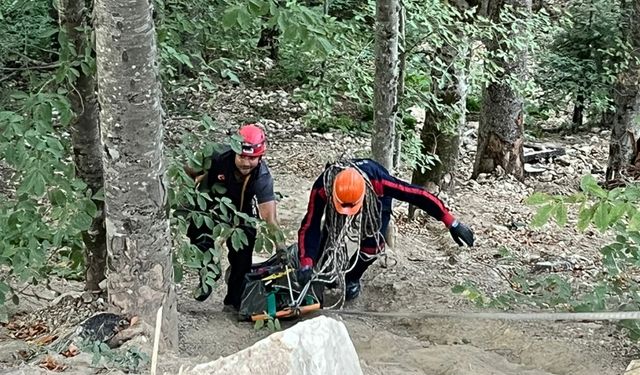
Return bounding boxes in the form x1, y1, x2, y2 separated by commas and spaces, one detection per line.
129, 316, 139, 326
34, 334, 58, 346
61, 343, 79, 358
39, 355, 67, 372
16, 322, 48, 340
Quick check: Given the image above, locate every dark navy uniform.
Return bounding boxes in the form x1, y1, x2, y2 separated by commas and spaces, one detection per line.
297, 159, 455, 283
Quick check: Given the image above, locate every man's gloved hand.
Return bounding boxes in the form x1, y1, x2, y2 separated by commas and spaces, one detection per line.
449, 220, 475, 247
296, 265, 313, 286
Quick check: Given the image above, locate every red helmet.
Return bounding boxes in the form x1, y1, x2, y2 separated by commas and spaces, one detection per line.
238, 124, 266, 157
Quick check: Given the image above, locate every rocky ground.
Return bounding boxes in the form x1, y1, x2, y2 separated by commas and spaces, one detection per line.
0, 82, 636, 374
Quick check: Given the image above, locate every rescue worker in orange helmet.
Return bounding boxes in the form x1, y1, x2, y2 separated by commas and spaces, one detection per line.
297, 159, 474, 300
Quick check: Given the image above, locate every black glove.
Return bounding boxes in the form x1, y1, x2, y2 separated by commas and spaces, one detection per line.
449, 220, 475, 247
296, 266, 313, 286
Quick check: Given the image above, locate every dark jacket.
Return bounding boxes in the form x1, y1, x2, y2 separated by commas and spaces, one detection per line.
297, 159, 455, 267
202, 148, 275, 217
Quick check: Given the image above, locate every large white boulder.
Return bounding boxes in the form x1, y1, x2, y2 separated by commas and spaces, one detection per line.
179, 315, 362, 375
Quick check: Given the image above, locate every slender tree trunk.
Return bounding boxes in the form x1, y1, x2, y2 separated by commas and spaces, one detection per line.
572, 93, 585, 128
95, 0, 177, 348
392, 2, 406, 170
372, 0, 400, 171
58, 0, 107, 292
257, 25, 280, 61
606, 0, 640, 182
600, 98, 615, 129
472, 0, 531, 181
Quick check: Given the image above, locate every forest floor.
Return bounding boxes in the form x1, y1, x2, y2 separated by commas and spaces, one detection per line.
168, 84, 633, 375
0, 81, 637, 374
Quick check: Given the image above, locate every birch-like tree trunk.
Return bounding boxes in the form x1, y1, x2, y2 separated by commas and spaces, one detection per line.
372, 0, 400, 171
606, 0, 640, 182
94, 0, 177, 348
58, 0, 107, 292
472, 0, 531, 181
392, 3, 406, 170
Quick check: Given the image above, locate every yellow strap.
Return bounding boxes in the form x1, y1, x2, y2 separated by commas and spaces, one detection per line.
261, 268, 293, 281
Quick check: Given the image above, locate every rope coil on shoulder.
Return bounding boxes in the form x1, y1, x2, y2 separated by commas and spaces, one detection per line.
307, 160, 388, 308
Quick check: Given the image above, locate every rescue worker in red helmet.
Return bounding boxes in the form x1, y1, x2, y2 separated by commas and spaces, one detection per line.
184, 124, 280, 309
297, 159, 474, 300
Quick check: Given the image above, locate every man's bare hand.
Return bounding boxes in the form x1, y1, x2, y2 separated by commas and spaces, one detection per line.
184, 164, 203, 180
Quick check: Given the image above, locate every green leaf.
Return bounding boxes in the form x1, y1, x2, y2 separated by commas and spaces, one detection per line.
72, 212, 93, 232
201, 115, 216, 130
203, 216, 215, 230
33, 173, 46, 197
580, 175, 607, 199
237, 229, 248, 246
608, 202, 627, 225
82, 198, 98, 218
525, 192, 551, 205
554, 202, 568, 226
230, 230, 240, 251
531, 204, 554, 227
629, 212, 640, 232
221, 69, 240, 84
578, 205, 596, 232
624, 187, 640, 201
254, 319, 265, 330
451, 284, 465, 294
49, 189, 67, 206
197, 195, 207, 211
255, 235, 264, 253
564, 192, 586, 204
594, 203, 609, 232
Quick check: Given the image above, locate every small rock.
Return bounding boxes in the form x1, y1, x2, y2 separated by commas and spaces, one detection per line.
577, 145, 592, 154
524, 164, 546, 173
81, 292, 93, 304
555, 154, 572, 166
477, 173, 489, 182
322, 133, 334, 140
626, 359, 640, 374
539, 172, 553, 182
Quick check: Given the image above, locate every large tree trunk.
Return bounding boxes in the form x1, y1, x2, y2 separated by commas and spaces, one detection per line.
58, 0, 107, 293
372, 0, 400, 171
472, 0, 531, 181
606, 0, 640, 182
94, 0, 177, 349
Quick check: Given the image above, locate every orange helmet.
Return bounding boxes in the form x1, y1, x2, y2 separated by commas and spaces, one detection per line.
332, 168, 366, 216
